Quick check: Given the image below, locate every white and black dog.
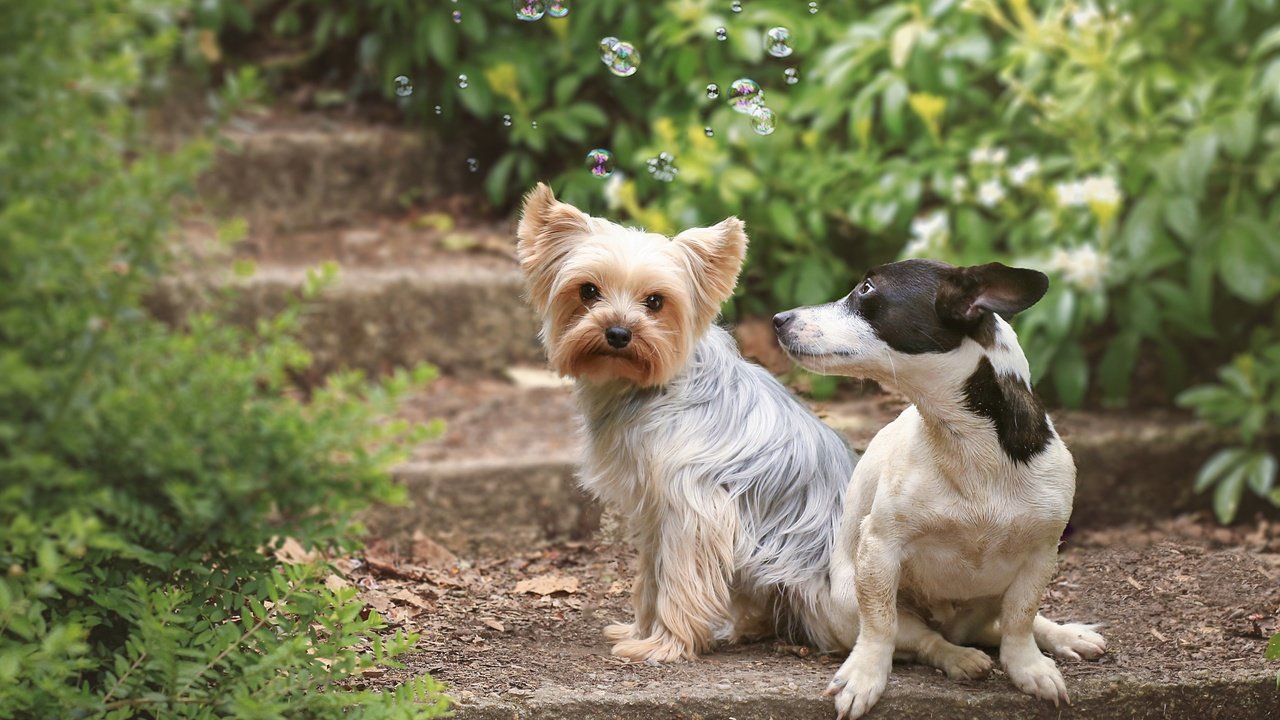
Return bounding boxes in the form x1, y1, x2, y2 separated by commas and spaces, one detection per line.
774, 259, 1106, 719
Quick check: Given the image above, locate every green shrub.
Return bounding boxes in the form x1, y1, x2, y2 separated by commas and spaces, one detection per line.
0, 1, 447, 716
1177, 331, 1280, 524
198, 0, 1280, 409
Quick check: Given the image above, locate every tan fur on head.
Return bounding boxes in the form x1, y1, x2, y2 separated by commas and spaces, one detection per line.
516, 183, 749, 388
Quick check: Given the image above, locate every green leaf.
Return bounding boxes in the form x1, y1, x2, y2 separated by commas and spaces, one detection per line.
1052, 343, 1088, 408
1098, 332, 1140, 404
792, 256, 839, 306
1265, 633, 1280, 660
1213, 463, 1247, 524
1118, 194, 1164, 258
1246, 452, 1278, 497
1176, 128, 1218, 198
882, 76, 909, 137
1195, 448, 1248, 493
1162, 196, 1199, 242
1218, 219, 1277, 303
1216, 109, 1257, 160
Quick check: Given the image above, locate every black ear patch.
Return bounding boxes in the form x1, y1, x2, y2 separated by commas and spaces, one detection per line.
962, 356, 1052, 464
937, 263, 1049, 325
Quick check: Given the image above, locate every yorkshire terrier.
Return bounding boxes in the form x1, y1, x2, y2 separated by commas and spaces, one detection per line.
516, 183, 856, 662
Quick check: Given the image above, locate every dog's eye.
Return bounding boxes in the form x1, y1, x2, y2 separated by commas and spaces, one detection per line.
580, 283, 600, 302
858, 279, 876, 296
643, 294, 664, 311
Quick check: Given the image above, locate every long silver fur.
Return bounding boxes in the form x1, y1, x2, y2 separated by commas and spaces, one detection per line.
576, 324, 857, 650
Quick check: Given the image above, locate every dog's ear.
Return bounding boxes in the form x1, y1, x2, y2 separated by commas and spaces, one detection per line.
516, 183, 593, 309
937, 262, 1049, 323
671, 217, 748, 324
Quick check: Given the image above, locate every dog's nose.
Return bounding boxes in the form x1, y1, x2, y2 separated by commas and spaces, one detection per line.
773, 311, 795, 332
605, 326, 632, 349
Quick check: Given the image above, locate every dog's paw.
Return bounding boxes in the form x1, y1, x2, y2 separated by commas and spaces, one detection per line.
602, 622, 638, 643
1004, 653, 1068, 707
935, 644, 994, 681
825, 663, 889, 720
1040, 623, 1106, 661
610, 632, 692, 664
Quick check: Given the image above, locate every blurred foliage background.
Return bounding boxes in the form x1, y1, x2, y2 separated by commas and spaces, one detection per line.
190, 0, 1280, 518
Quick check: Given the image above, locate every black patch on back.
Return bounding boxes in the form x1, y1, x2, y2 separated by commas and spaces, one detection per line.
962, 356, 1051, 463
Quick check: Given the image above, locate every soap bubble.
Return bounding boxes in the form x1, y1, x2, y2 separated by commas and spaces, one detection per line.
731, 1, 742, 12
808, 1, 819, 13
457, 74, 469, 89
604, 41, 640, 77
728, 78, 764, 114
585, 148, 615, 178
393, 75, 413, 97
706, 83, 720, 99
467, 158, 479, 173
765, 27, 793, 58
705, 126, 715, 137
751, 106, 776, 136
502, 114, 513, 127
646, 152, 678, 182
513, 0, 546, 21
784, 67, 799, 85
715, 27, 728, 41
452, 10, 461, 23
547, 1, 569, 17
599, 36, 619, 64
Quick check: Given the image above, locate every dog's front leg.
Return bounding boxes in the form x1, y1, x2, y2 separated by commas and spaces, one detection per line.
999, 548, 1069, 706
609, 502, 735, 663
827, 520, 898, 720
604, 526, 658, 644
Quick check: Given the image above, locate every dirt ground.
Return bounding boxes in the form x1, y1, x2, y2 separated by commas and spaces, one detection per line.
339, 515, 1280, 706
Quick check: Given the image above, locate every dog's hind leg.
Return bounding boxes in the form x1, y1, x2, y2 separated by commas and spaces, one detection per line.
954, 613, 1106, 661
895, 611, 993, 680
1032, 616, 1107, 661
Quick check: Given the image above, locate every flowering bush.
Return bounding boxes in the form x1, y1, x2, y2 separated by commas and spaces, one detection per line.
200, 0, 1280, 412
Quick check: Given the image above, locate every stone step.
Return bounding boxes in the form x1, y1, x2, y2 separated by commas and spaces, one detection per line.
366, 528, 1280, 720
375, 375, 1274, 556
196, 115, 463, 233
152, 221, 542, 377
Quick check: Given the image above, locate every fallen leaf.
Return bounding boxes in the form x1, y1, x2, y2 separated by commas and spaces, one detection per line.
324, 574, 351, 592
391, 588, 433, 610
481, 618, 506, 632
274, 537, 316, 565
514, 574, 581, 596
606, 580, 629, 595
361, 668, 386, 678
411, 531, 459, 569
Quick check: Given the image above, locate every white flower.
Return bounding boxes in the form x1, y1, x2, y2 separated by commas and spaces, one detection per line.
1054, 180, 1087, 208
1081, 174, 1121, 207
968, 146, 1008, 166
1009, 157, 1040, 187
1070, 2, 1102, 30
950, 176, 969, 199
977, 179, 1006, 207
602, 172, 626, 209
1049, 244, 1108, 291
